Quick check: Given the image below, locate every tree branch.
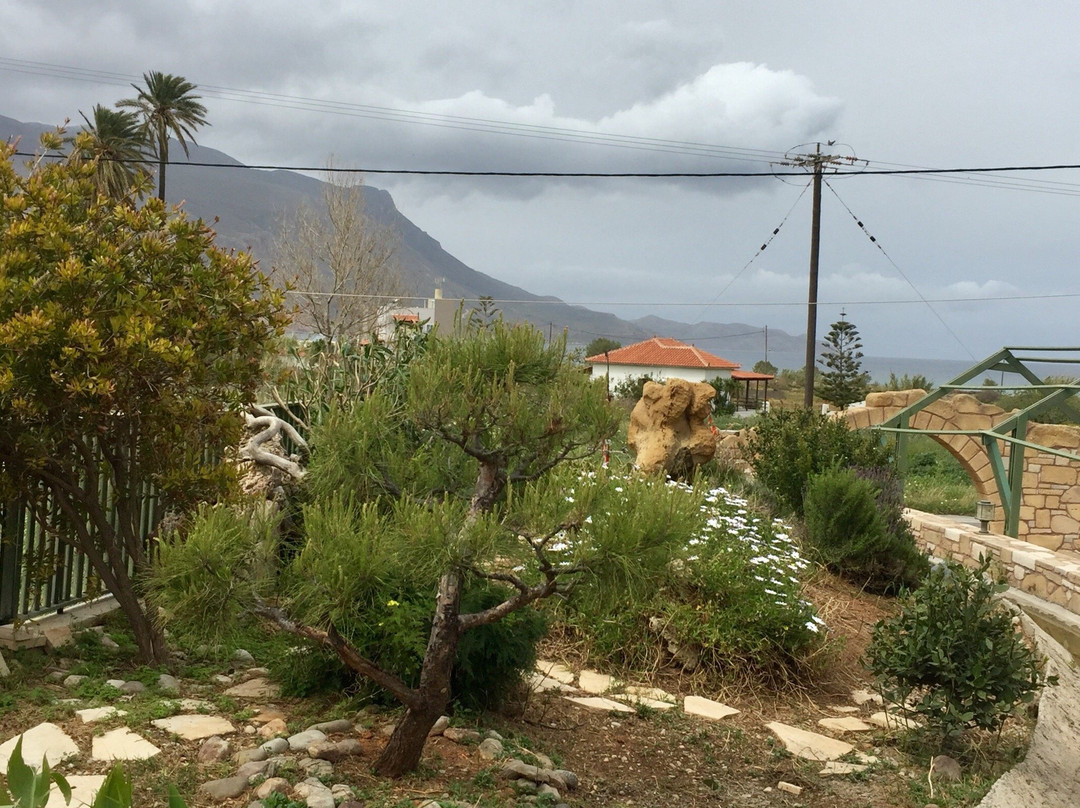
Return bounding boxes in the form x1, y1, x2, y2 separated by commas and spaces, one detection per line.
251, 598, 422, 711
240, 411, 308, 480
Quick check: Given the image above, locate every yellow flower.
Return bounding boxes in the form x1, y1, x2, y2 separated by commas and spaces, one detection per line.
386, 599, 400, 607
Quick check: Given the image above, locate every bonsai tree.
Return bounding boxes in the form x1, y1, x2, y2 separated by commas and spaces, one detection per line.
154, 320, 635, 775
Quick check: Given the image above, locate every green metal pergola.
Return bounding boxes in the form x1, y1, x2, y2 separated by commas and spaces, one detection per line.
875, 347, 1080, 538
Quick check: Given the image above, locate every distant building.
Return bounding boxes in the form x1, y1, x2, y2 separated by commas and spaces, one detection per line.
585, 336, 773, 408
374, 287, 461, 340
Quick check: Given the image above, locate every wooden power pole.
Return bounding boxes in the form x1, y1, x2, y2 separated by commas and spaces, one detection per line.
781, 143, 857, 408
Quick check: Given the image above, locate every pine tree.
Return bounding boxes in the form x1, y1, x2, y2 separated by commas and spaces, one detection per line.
816, 312, 869, 409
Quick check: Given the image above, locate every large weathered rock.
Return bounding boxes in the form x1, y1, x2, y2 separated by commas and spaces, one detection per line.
628, 378, 717, 476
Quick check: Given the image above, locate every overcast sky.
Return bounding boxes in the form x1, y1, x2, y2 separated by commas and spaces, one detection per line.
2, 1, 1079, 362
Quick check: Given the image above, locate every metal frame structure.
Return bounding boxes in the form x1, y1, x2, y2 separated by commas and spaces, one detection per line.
875, 347, 1080, 538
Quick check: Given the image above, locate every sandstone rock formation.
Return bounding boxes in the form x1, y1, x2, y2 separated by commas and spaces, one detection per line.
627, 378, 716, 476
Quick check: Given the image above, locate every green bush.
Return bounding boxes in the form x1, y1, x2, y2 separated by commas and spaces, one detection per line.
559, 475, 822, 676
612, 373, 653, 402
744, 407, 891, 515
865, 557, 1052, 737
803, 467, 927, 592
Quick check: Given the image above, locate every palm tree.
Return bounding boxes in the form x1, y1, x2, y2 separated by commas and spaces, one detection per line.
119, 71, 208, 201
70, 105, 149, 201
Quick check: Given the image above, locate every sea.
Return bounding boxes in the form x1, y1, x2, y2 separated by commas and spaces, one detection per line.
720, 349, 1080, 388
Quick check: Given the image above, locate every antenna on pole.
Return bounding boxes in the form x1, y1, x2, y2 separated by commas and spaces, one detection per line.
777, 142, 863, 408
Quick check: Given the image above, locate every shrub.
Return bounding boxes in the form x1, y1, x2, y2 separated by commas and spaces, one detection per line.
744, 407, 891, 516
865, 557, 1052, 738
559, 475, 823, 676
612, 373, 653, 402
803, 466, 927, 592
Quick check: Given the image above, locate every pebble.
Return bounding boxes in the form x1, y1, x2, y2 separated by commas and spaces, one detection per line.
538, 783, 561, 800
199, 776, 250, 801
428, 715, 450, 736
478, 738, 504, 760
443, 727, 481, 743
118, 681, 146, 695
197, 736, 231, 764
212, 674, 234, 686
299, 757, 334, 777
236, 760, 272, 781
63, 674, 88, 688
157, 674, 181, 693
258, 718, 288, 738
106, 679, 126, 689
255, 779, 289, 800
308, 718, 353, 734
235, 747, 269, 765
231, 649, 257, 668
260, 737, 290, 755
288, 729, 327, 750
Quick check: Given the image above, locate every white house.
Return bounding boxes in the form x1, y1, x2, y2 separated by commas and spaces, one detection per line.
585, 336, 740, 386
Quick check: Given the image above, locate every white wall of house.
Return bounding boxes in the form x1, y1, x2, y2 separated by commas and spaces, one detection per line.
590, 363, 733, 387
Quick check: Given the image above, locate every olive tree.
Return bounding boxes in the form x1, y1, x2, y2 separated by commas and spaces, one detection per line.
154, 320, 633, 776
0, 136, 286, 663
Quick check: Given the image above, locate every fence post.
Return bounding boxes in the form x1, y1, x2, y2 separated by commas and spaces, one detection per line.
0, 502, 22, 624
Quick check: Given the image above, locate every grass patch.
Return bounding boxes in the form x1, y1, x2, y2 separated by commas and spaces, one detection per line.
901, 435, 977, 515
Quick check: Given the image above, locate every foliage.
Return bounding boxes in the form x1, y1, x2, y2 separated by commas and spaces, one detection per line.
995, 376, 1080, 425
272, 169, 406, 346
155, 321, 620, 775
705, 375, 740, 417
268, 325, 430, 430
119, 70, 208, 201
871, 372, 936, 394
866, 557, 1052, 737
584, 337, 621, 358
901, 435, 977, 514
69, 106, 150, 201
1, 741, 186, 808
803, 466, 928, 592
816, 315, 870, 409
753, 359, 778, 376
612, 373, 653, 402
558, 476, 823, 676
0, 137, 286, 662
744, 407, 891, 516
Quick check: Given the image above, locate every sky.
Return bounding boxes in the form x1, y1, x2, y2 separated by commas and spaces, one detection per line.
2, 1, 1079, 362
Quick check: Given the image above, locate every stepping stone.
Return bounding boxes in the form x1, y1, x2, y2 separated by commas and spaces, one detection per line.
0, 722, 80, 774
612, 693, 675, 711
820, 761, 869, 776
250, 709, 287, 725
623, 685, 676, 703
578, 670, 616, 694
765, 721, 854, 761
683, 695, 740, 721
851, 688, 883, 706
817, 716, 873, 733
92, 727, 161, 761
76, 707, 127, 724
176, 698, 215, 712
535, 660, 575, 685
224, 677, 280, 699
830, 705, 860, 714
152, 714, 236, 740
45, 775, 106, 808
528, 672, 575, 693
563, 696, 635, 713
866, 711, 920, 730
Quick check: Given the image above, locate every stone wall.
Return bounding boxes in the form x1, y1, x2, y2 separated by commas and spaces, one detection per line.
907, 509, 1080, 618
845, 392, 1080, 553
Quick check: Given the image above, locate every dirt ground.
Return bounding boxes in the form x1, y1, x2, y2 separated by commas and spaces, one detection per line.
0, 571, 1032, 808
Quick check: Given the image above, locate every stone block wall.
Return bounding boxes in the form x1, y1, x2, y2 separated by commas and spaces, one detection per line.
907, 509, 1080, 618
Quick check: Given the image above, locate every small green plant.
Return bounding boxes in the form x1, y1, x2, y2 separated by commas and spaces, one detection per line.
262, 791, 307, 808
744, 407, 890, 516
612, 373, 653, 402
1, 738, 71, 808
866, 557, 1054, 738
803, 466, 928, 592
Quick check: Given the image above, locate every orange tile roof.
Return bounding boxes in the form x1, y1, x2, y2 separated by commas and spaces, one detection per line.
392, 313, 420, 322
731, 369, 774, 380
585, 337, 740, 370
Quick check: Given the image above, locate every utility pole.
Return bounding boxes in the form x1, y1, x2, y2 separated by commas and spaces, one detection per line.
780, 142, 857, 408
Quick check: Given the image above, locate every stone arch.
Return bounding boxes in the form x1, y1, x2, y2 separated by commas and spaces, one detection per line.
844, 391, 1011, 530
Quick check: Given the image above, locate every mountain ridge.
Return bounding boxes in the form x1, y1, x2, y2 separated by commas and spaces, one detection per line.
2, 113, 807, 360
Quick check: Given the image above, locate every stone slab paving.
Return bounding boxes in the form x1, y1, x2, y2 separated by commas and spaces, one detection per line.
563, 696, 635, 713
623, 685, 676, 703
611, 693, 676, 711
816, 716, 873, 733
151, 714, 237, 741
577, 670, 617, 694
820, 761, 869, 777
528, 672, 576, 693
765, 721, 854, 762
0, 722, 80, 774
534, 659, 575, 685
44, 775, 106, 808
224, 677, 281, 699
76, 707, 127, 724
92, 727, 161, 761
683, 695, 740, 721
866, 711, 920, 730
